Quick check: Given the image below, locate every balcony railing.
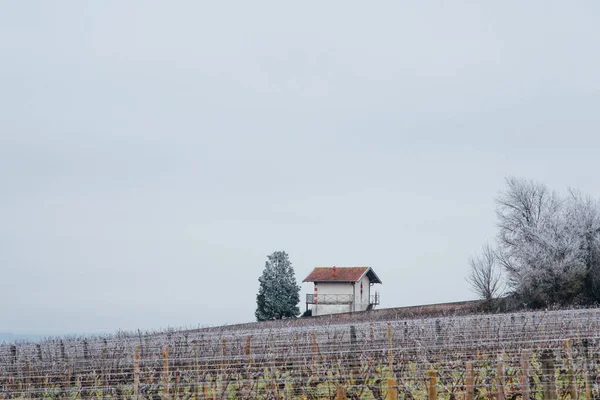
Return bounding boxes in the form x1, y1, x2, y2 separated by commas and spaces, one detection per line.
371, 292, 380, 305
306, 293, 381, 305
306, 294, 353, 304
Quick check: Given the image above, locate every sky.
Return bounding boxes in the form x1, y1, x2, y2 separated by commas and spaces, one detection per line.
1, 1, 600, 336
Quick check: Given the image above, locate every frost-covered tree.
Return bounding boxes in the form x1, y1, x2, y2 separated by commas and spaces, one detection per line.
496, 178, 587, 306
475, 177, 600, 308
495, 178, 579, 305
255, 251, 301, 321
566, 191, 600, 303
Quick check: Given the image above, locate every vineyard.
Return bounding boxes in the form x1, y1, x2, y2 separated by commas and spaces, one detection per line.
1, 307, 600, 399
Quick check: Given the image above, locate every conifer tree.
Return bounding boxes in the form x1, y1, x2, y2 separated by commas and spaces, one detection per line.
255, 251, 301, 321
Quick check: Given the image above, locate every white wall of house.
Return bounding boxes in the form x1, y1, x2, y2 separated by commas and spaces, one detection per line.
313, 303, 353, 316
312, 282, 354, 316
311, 278, 374, 316
355, 274, 371, 312
315, 282, 353, 295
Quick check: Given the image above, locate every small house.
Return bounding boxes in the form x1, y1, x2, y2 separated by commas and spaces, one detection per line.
303, 266, 382, 316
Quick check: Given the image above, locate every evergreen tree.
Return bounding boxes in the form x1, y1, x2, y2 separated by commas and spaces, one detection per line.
255, 251, 301, 321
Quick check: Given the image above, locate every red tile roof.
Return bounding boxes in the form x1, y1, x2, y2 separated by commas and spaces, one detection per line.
303, 266, 382, 284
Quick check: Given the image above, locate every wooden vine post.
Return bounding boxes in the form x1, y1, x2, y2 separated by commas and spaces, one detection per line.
427, 370, 438, 400
337, 385, 347, 400
583, 339, 592, 400
221, 338, 227, 369
162, 345, 169, 399
465, 361, 474, 400
386, 377, 398, 400
350, 325, 357, 349
245, 335, 252, 365
520, 349, 531, 400
133, 346, 141, 399
202, 383, 209, 399
96, 371, 104, 400
350, 325, 359, 380
387, 322, 394, 373
25, 361, 31, 393
540, 349, 557, 400
193, 343, 200, 399
563, 339, 577, 400
497, 354, 506, 400
312, 331, 319, 367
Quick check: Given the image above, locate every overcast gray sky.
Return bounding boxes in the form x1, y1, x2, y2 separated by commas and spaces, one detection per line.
1, 2, 599, 335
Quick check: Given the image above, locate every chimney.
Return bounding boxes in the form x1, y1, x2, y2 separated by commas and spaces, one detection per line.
332, 266, 337, 275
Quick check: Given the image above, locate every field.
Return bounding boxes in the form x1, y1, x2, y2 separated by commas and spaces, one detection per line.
1, 307, 600, 399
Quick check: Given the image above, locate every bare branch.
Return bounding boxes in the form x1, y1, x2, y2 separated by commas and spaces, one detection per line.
466, 244, 504, 304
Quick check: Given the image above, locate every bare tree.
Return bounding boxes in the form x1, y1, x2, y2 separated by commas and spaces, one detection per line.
466, 244, 503, 309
